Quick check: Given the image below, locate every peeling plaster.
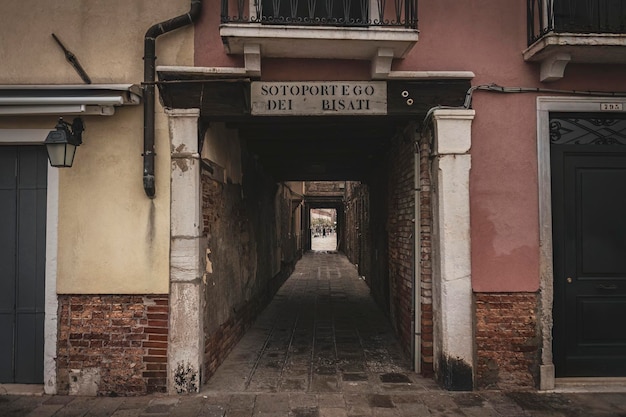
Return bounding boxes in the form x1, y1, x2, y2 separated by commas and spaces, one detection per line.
172, 157, 190, 172
205, 248, 213, 273
69, 368, 100, 396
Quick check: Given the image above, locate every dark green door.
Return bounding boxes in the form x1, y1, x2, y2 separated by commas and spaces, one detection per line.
0, 146, 47, 383
551, 114, 626, 377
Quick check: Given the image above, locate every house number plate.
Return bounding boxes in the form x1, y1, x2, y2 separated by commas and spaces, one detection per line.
600, 103, 623, 111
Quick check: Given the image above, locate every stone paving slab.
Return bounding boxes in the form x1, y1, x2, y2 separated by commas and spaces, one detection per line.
2, 391, 626, 416
2, 253, 626, 416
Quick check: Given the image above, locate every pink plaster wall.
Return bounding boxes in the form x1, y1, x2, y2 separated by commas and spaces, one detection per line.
195, 0, 626, 292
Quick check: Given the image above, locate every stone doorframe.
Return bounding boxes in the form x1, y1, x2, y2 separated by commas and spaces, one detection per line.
431, 109, 475, 390
536, 96, 626, 390
164, 106, 477, 392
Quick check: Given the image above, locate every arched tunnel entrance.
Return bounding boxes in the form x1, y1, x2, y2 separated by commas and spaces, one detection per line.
160, 74, 474, 393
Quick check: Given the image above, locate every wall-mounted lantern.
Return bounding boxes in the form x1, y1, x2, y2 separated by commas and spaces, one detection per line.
44, 117, 84, 167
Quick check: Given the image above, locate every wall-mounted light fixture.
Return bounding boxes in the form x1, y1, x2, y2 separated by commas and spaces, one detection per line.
44, 117, 84, 167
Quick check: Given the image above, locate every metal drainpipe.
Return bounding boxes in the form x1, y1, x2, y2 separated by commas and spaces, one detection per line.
413, 140, 422, 373
143, 0, 202, 198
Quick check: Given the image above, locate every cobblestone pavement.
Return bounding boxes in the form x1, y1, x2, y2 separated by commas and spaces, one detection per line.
2, 252, 626, 416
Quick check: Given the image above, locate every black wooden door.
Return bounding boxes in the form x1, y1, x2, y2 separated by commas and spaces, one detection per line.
0, 146, 47, 383
551, 114, 626, 377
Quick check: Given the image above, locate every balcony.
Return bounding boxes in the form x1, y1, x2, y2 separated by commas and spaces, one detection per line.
219, 0, 419, 77
524, 0, 626, 81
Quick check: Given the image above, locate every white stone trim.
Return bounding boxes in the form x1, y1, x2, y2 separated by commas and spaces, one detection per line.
157, 66, 248, 78
431, 109, 475, 389
220, 24, 418, 61
244, 43, 262, 77
0, 130, 58, 394
536, 96, 626, 390
523, 33, 626, 82
539, 53, 571, 83
166, 108, 205, 394
157, 66, 475, 81
371, 47, 394, 80
386, 71, 475, 80
44, 167, 59, 394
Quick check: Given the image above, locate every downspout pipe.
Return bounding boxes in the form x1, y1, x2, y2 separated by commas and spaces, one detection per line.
413, 139, 422, 374
143, 0, 202, 198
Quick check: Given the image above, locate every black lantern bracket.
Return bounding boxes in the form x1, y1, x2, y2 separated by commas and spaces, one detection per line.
44, 117, 85, 167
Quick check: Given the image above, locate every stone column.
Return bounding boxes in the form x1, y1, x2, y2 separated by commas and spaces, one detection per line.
166, 108, 204, 394
431, 109, 475, 390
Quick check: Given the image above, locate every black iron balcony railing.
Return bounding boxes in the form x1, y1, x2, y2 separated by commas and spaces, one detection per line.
221, 0, 418, 28
528, 0, 626, 45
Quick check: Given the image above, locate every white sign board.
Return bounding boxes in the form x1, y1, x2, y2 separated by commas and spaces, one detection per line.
251, 81, 387, 116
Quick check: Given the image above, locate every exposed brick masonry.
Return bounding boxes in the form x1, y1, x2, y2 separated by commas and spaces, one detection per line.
201, 165, 296, 383
419, 128, 434, 376
475, 292, 540, 389
57, 295, 169, 396
343, 125, 434, 377
204, 296, 261, 379
386, 128, 416, 357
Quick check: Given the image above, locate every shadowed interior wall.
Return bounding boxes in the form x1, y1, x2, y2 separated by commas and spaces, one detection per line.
201, 138, 301, 380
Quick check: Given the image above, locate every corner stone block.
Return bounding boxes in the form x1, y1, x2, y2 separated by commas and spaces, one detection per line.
437, 155, 471, 281
169, 281, 203, 393
433, 109, 475, 155
171, 160, 202, 238
440, 278, 473, 360
170, 237, 206, 282
166, 109, 200, 154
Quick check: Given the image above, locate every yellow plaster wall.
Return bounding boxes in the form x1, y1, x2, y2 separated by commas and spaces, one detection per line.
0, 0, 195, 293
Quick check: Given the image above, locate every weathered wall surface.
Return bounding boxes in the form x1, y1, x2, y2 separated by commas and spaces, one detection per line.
56, 295, 169, 396
344, 182, 366, 275
385, 128, 416, 356
418, 128, 434, 376
343, 125, 419, 365
0, 0, 193, 84
0, 0, 194, 294
198, 0, 626, 295
201, 128, 301, 381
475, 293, 540, 389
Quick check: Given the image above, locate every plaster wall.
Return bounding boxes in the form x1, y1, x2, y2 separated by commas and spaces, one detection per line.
198, 0, 626, 292
201, 123, 243, 184
0, 0, 195, 294
0, 0, 193, 84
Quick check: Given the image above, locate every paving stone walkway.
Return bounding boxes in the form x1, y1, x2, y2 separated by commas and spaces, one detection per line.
204, 250, 422, 395
1, 252, 626, 416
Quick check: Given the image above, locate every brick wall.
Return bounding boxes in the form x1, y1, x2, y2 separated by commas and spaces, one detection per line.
386, 128, 416, 357
203, 294, 264, 379
342, 125, 435, 376
418, 128, 434, 376
475, 293, 540, 389
57, 295, 168, 396
201, 157, 297, 383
